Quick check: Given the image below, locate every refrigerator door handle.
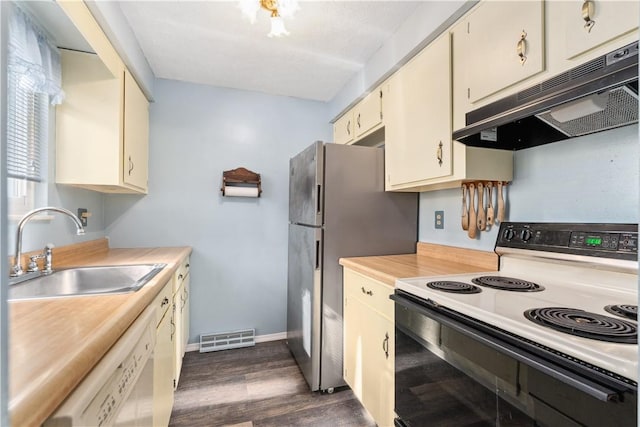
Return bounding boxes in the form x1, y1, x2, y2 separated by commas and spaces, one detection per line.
316, 184, 322, 215
315, 239, 320, 270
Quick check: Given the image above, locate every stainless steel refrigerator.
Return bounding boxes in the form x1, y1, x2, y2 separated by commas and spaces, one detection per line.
287, 141, 418, 392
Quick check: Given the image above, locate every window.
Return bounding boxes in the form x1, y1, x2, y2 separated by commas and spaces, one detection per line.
6, 5, 63, 218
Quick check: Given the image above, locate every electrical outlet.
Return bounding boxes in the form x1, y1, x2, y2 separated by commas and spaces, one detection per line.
435, 210, 444, 229
77, 208, 88, 227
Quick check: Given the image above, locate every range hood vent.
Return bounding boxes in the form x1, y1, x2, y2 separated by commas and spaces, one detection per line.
453, 42, 638, 150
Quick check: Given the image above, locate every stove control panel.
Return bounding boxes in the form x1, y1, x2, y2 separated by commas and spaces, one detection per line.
496, 222, 638, 260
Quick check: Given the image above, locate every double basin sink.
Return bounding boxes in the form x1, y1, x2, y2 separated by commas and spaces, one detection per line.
8, 264, 166, 300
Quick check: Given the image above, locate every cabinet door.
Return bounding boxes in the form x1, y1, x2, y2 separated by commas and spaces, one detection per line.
385, 34, 452, 188
153, 310, 174, 427
333, 111, 354, 144
343, 291, 364, 399
361, 311, 394, 427
561, 1, 639, 60
182, 274, 190, 354
123, 70, 149, 191
353, 89, 383, 137
173, 289, 183, 389
464, 0, 544, 103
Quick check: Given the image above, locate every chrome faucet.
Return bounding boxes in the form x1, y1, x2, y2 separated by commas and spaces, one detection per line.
11, 207, 85, 278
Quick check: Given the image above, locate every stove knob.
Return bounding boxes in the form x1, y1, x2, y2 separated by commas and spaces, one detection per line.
521, 229, 532, 242
503, 229, 515, 241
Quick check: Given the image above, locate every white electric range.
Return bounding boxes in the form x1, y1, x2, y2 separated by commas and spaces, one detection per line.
393, 222, 638, 427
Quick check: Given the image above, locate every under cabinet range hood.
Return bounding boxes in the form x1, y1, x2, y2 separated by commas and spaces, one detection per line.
453, 42, 639, 150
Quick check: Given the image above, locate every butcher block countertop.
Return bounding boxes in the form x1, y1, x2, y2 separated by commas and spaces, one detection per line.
8, 238, 192, 427
339, 242, 499, 286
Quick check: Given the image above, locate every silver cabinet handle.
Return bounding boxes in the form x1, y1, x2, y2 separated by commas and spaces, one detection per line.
436, 141, 443, 166
517, 30, 527, 65
346, 120, 351, 136
382, 332, 389, 359
128, 156, 134, 175
582, 1, 595, 33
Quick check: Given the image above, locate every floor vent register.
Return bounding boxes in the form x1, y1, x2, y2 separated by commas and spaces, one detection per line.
199, 328, 256, 352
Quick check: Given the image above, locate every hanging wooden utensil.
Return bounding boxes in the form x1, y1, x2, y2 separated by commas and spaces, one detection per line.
486, 182, 495, 226
497, 181, 505, 222
477, 182, 486, 231
468, 183, 477, 238
461, 184, 469, 231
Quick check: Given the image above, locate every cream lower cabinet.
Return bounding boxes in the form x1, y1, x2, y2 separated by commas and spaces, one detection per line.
173, 256, 191, 389
343, 268, 394, 427
153, 281, 175, 427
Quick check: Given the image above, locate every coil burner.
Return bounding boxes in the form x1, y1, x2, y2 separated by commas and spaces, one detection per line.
604, 304, 638, 321
524, 307, 637, 344
426, 281, 482, 294
472, 276, 544, 292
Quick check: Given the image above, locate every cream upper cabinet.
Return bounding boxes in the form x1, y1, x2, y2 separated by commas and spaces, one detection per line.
56, 51, 149, 193
333, 85, 384, 145
385, 33, 453, 190
123, 70, 150, 190
559, 0, 639, 61
462, 0, 544, 104
55, 1, 149, 194
353, 88, 383, 138
343, 268, 394, 427
333, 110, 354, 145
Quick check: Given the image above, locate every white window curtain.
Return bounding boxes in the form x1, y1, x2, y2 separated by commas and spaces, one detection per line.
7, 5, 63, 183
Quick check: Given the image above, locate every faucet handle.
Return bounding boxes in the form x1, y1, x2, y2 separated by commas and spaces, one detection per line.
28, 254, 45, 272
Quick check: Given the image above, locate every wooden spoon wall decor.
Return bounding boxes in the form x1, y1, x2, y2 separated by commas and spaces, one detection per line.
461, 181, 509, 239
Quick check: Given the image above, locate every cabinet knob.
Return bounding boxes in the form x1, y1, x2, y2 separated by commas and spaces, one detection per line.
517, 30, 527, 65
436, 141, 443, 166
161, 297, 169, 307
361, 286, 373, 296
582, 1, 596, 33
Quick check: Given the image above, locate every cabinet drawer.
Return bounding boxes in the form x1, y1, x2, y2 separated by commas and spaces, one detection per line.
173, 256, 190, 293
153, 281, 173, 327
344, 269, 393, 320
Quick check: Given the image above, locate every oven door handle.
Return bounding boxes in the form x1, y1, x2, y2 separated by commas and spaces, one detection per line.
392, 292, 629, 402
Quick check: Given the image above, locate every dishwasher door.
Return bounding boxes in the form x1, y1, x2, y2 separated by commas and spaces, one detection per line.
44, 305, 156, 427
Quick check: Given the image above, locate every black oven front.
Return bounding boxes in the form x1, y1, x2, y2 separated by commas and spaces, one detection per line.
392, 290, 637, 427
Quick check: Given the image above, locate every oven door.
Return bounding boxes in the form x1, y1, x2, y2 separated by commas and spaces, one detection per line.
392, 291, 637, 427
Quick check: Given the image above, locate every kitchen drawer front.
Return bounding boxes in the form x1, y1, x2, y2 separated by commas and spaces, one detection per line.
344, 268, 393, 320
173, 256, 190, 293
153, 281, 173, 327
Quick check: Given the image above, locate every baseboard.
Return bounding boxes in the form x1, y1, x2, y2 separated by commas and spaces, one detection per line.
186, 331, 287, 352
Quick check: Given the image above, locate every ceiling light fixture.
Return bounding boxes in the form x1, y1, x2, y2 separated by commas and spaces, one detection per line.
239, 0, 299, 37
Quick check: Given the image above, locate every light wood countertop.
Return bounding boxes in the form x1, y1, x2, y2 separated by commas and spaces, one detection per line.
9, 239, 192, 427
339, 242, 498, 286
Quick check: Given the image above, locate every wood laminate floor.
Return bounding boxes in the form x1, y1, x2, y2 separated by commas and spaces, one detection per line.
169, 340, 377, 427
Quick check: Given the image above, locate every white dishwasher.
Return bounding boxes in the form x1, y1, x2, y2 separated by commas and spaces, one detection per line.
44, 304, 156, 427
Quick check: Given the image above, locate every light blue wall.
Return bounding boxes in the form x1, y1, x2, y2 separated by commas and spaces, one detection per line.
104, 79, 331, 342
419, 125, 640, 250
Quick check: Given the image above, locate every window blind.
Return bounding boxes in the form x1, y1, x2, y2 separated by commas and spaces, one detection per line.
7, 71, 47, 182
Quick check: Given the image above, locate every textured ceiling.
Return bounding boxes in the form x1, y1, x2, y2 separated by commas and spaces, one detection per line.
118, 1, 422, 101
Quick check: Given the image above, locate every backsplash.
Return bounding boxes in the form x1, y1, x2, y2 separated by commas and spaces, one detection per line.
419, 124, 639, 250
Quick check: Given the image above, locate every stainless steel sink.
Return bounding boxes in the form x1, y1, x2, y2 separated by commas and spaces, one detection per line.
8, 263, 166, 300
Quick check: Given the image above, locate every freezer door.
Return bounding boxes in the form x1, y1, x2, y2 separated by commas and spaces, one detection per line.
286, 223, 323, 391
289, 141, 324, 226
